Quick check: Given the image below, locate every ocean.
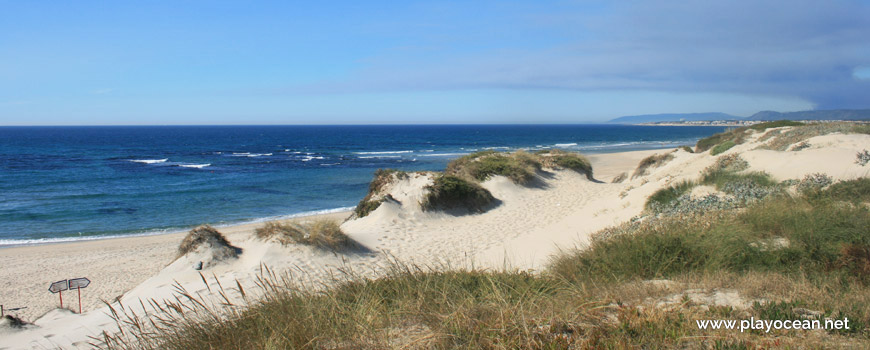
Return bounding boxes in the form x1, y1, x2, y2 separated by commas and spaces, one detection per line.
0, 124, 726, 245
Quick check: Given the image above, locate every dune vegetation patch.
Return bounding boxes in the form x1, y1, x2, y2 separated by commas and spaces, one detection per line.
255, 219, 350, 250
645, 180, 697, 212
446, 150, 540, 185
421, 175, 495, 213
695, 120, 805, 152
537, 149, 594, 180
352, 169, 409, 219
759, 122, 869, 151
709, 140, 736, 155
176, 225, 239, 260
631, 152, 675, 179
446, 149, 594, 185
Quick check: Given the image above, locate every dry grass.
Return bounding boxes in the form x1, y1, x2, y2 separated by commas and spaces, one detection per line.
176, 225, 239, 260
255, 219, 350, 250
631, 152, 674, 179
611, 172, 628, 183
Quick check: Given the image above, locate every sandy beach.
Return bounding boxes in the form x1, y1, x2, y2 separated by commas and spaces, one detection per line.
2, 128, 868, 349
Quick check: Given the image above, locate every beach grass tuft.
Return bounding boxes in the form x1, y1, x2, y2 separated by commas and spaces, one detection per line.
176, 225, 239, 259
255, 219, 350, 249
352, 169, 409, 218
632, 152, 675, 179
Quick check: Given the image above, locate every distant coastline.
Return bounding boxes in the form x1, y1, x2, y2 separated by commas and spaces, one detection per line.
635, 119, 870, 126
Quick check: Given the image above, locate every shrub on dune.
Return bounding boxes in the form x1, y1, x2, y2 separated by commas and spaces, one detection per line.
421, 175, 495, 213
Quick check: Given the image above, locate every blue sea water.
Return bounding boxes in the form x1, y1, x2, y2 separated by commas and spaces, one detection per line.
0, 125, 726, 245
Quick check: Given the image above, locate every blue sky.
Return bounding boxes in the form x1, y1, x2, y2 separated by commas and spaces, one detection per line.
1, 0, 868, 125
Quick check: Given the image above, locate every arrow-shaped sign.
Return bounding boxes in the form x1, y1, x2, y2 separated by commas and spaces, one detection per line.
48, 280, 68, 293
69, 277, 90, 289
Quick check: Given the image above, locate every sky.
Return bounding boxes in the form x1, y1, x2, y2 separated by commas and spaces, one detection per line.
1, 0, 869, 125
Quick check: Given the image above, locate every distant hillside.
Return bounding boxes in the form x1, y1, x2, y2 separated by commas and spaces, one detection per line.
609, 112, 739, 124
747, 109, 870, 121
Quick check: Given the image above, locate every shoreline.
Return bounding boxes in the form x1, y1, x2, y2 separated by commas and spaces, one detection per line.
0, 206, 355, 249
0, 145, 692, 250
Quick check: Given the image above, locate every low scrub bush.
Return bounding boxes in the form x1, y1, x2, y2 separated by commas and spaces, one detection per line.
421, 175, 495, 213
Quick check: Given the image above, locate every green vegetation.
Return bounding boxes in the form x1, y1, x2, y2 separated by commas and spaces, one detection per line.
645, 180, 696, 210
421, 175, 495, 213
709, 140, 736, 155
540, 149, 594, 180
678, 145, 694, 153
353, 169, 409, 218
747, 120, 804, 131
446, 150, 540, 184
446, 149, 594, 184
104, 178, 870, 349
631, 152, 674, 179
255, 219, 351, 249
555, 178, 870, 284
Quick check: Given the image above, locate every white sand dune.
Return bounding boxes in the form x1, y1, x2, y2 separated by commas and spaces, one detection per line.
1, 127, 868, 349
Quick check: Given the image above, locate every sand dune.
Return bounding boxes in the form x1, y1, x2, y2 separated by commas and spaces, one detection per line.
1, 126, 868, 349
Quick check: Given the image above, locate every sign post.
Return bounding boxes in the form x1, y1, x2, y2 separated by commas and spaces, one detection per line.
68, 278, 91, 314
48, 280, 69, 308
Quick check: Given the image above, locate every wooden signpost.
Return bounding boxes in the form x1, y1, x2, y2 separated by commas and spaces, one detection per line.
68, 277, 91, 314
48, 278, 90, 313
48, 280, 69, 308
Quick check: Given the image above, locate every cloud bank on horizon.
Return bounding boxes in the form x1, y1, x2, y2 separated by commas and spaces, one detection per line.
0, 0, 868, 125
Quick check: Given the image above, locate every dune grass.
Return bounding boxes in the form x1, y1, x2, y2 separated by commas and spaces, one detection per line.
255, 219, 350, 249
631, 152, 674, 179
446, 149, 594, 185
759, 122, 868, 151
421, 175, 495, 213
538, 149, 594, 180
446, 150, 540, 184
709, 140, 736, 155
176, 225, 239, 259
353, 169, 409, 218
695, 120, 805, 152
645, 180, 697, 210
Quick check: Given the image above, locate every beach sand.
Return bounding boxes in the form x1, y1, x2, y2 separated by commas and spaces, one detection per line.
2, 129, 868, 349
